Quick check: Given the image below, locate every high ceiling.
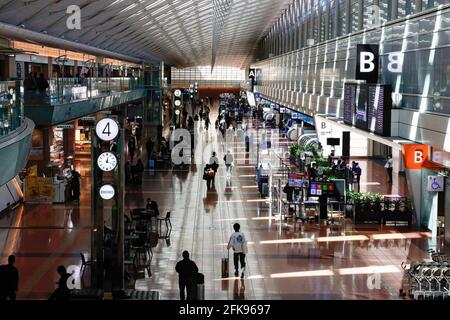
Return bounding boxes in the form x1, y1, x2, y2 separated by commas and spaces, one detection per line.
0, 0, 292, 68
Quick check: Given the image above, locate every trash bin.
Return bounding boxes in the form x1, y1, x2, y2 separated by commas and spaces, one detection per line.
197, 284, 205, 300
195, 272, 205, 300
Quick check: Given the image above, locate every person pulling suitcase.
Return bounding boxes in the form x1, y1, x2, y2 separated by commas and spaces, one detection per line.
227, 223, 248, 278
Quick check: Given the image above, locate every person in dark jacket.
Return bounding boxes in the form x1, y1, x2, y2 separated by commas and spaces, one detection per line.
146, 197, 160, 216
0, 255, 19, 300
49, 265, 71, 300
70, 170, 81, 202
37, 73, 49, 93
175, 251, 199, 300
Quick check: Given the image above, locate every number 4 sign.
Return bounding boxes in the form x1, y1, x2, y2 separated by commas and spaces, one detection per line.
95, 118, 119, 142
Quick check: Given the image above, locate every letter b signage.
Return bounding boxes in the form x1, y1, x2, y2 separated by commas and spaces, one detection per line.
356, 44, 379, 84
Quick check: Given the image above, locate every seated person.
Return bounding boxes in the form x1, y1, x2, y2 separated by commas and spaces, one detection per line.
146, 197, 160, 216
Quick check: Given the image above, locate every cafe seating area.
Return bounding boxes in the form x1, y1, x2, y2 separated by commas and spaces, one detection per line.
124, 207, 172, 281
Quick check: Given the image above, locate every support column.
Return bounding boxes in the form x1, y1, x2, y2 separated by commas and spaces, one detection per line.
391, 0, 398, 21
334, 0, 339, 37
415, 0, 422, 13
63, 124, 75, 161
358, 0, 364, 31
324, 2, 330, 41
345, 0, 351, 35
47, 57, 53, 79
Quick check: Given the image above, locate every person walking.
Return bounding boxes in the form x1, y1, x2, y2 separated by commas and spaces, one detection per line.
175, 251, 199, 300
224, 150, 234, 179
209, 152, 219, 185
37, 73, 49, 94
49, 265, 71, 300
0, 255, 19, 300
203, 164, 215, 190
204, 115, 211, 130
385, 155, 393, 184
227, 223, 248, 278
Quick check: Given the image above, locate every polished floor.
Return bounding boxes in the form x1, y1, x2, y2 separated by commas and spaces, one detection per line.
0, 103, 443, 300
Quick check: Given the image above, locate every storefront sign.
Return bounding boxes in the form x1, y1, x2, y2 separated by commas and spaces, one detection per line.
427, 176, 444, 192
57, 124, 74, 129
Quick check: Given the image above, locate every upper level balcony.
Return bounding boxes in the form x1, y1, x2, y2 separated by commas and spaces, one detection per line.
23, 77, 147, 127
0, 81, 34, 186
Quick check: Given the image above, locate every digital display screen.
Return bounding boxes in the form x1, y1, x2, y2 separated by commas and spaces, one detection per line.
343, 83, 391, 136
309, 181, 335, 197
355, 84, 368, 130
344, 84, 356, 126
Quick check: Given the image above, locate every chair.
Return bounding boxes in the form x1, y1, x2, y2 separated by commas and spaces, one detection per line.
158, 211, 172, 237
80, 252, 93, 277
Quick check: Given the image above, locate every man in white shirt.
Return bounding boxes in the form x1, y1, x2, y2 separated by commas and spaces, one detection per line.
385, 155, 393, 183
227, 223, 248, 278
224, 150, 234, 179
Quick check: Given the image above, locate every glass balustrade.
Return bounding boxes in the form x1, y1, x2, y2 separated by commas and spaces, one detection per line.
0, 81, 23, 138
24, 77, 144, 106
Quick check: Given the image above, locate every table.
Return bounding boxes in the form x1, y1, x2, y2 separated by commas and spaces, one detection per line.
131, 208, 159, 234
303, 200, 320, 223
327, 200, 345, 225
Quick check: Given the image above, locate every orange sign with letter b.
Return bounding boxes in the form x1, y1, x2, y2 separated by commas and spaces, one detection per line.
403, 145, 428, 169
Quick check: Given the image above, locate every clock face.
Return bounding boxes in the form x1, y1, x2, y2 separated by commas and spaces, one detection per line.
97, 152, 118, 172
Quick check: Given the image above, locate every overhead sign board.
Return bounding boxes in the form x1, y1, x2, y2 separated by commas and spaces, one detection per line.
96, 118, 119, 142
356, 44, 379, 84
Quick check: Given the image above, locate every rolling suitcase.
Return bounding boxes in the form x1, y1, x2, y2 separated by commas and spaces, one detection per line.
221, 252, 229, 278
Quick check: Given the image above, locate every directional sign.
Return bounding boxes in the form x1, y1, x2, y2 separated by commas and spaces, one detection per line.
95, 118, 119, 142
99, 184, 115, 200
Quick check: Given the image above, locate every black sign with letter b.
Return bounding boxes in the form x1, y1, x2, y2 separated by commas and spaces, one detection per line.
356, 44, 379, 84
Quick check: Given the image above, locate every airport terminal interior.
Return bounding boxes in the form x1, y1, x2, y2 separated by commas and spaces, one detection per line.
0, 0, 450, 301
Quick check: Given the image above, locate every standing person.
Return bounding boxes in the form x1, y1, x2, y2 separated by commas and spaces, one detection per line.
308, 163, 317, 180
146, 137, 154, 163
24, 72, 35, 91
224, 150, 234, 179
385, 155, 393, 183
49, 265, 71, 300
37, 73, 49, 94
227, 223, 248, 278
128, 136, 136, 163
175, 251, 199, 300
0, 255, 19, 300
71, 170, 81, 203
146, 197, 160, 216
353, 162, 362, 191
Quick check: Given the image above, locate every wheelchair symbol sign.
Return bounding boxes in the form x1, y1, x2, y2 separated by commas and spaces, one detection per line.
427, 176, 444, 192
